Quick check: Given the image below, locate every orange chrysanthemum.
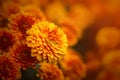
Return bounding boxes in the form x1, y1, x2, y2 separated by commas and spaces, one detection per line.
102, 50, 120, 75
68, 4, 94, 29
96, 27, 120, 50
0, 29, 19, 54
59, 17, 81, 46
61, 26, 79, 46
45, 1, 67, 23
26, 21, 68, 63
9, 13, 38, 41
61, 48, 86, 80
0, 54, 21, 80
37, 63, 64, 80
20, 5, 46, 20
9, 13, 38, 34
85, 50, 101, 71
11, 44, 39, 70
1, 1, 20, 16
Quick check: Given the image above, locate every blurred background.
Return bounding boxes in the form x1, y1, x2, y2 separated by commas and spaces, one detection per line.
0, 0, 120, 80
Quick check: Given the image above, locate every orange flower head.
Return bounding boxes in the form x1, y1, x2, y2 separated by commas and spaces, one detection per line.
96, 27, 120, 49
85, 50, 101, 71
45, 1, 67, 23
11, 44, 39, 70
26, 21, 68, 63
1, 1, 20, 16
0, 55, 21, 80
59, 17, 81, 46
61, 48, 86, 80
61, 26, 79, 47
37, 63, 64, 80
20, 5, 46, 20
0, 29, 18, 54
68, 4, 95, 29
102, 50, 120, 75
9, 13, 38, 34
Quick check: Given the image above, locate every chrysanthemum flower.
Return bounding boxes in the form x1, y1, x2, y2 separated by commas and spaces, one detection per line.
96, 27, 120, 49
9, 12, 38, 41
37, 63, 64, 80
9, 13, 38, 34
61, 27, 78, 46
59, 17, 81, 46
26, 21, 68, 63
85, 50, 101, 71
0, 29, 19, 54
102, 50, 120, 75
84, 51, 101, 80
1, 0, 20, 16
61, 48, 86, 80
68, 4, 94, 29
82, 0, 107, 18
45, 1, 67, 23
20, 5, 46, 20
96, 27, 120, 57
86, 58, 101, 72
0, 54, 21, 80
11, 44, 39, 70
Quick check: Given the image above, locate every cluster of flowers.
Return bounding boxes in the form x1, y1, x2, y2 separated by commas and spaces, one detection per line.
0, 0, 120, 80
0, 0, 87, 80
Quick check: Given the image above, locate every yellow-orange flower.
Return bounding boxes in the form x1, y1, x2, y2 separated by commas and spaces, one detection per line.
37, 63, 64, 80
11, 44, 39, 70
0, 54, 21, 80
61, 48, 86, 80
26, 21, 68, 63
